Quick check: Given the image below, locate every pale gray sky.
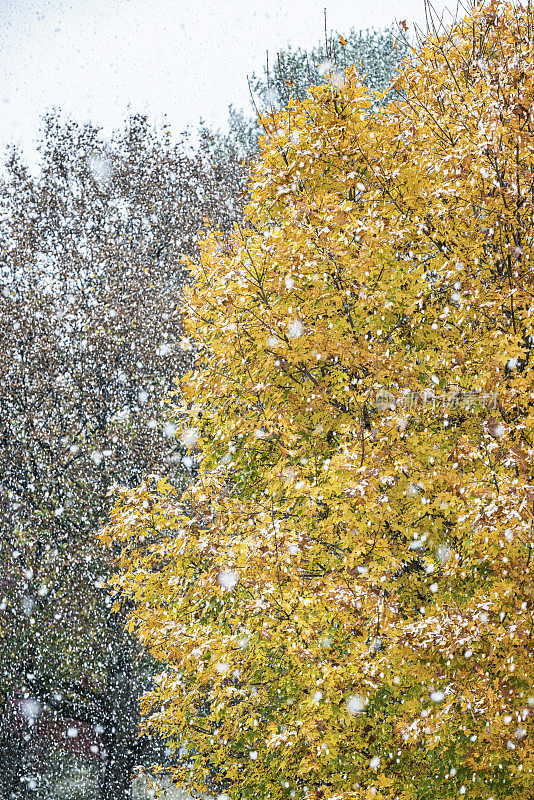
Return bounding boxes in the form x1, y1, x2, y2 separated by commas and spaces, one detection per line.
0, 0, 455, 162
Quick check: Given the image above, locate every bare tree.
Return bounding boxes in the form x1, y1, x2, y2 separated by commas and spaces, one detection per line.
0, 112, 246, 800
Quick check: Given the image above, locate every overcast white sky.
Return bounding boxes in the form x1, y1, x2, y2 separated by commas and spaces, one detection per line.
0, 0, 456, 163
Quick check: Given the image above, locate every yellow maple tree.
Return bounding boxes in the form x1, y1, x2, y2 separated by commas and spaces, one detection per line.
103, 3, 534, 798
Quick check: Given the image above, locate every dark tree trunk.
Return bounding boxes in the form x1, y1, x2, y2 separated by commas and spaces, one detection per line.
0, 724, 26, 799
100, 615, 142, 800
0, 705, 36, 800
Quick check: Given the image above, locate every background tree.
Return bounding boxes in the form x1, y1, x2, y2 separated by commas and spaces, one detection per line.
0, 112, 243, 800
107, 3, 534, 800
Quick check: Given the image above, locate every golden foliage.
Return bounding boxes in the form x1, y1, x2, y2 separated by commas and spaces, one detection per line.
104, 4, 534, 798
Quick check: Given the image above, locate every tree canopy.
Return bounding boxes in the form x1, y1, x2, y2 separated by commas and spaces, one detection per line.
106, 3, 534, 799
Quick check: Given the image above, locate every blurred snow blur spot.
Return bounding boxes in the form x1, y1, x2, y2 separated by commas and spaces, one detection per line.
180, 428, 198, 448
20, 698, 42, 724
346, 694, 367, 714
287, 320, 303, 339
217, 569, 239, 589
87, 153, 112, 185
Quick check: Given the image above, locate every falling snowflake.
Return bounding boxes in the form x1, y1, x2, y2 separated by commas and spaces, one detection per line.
330, 71, 346, 88
20, 698, 42, 724
346, 694, 367, 714
87, 153, 112, 184
217, 570, 239, 589
287, 320, 303, 338
180, 428, 199, 448
164, 422, 179, 438
317, 60, 333, 76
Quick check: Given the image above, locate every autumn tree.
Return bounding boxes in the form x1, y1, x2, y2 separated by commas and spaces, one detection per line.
106, 4, 534, 800
0, 113, 244, 800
